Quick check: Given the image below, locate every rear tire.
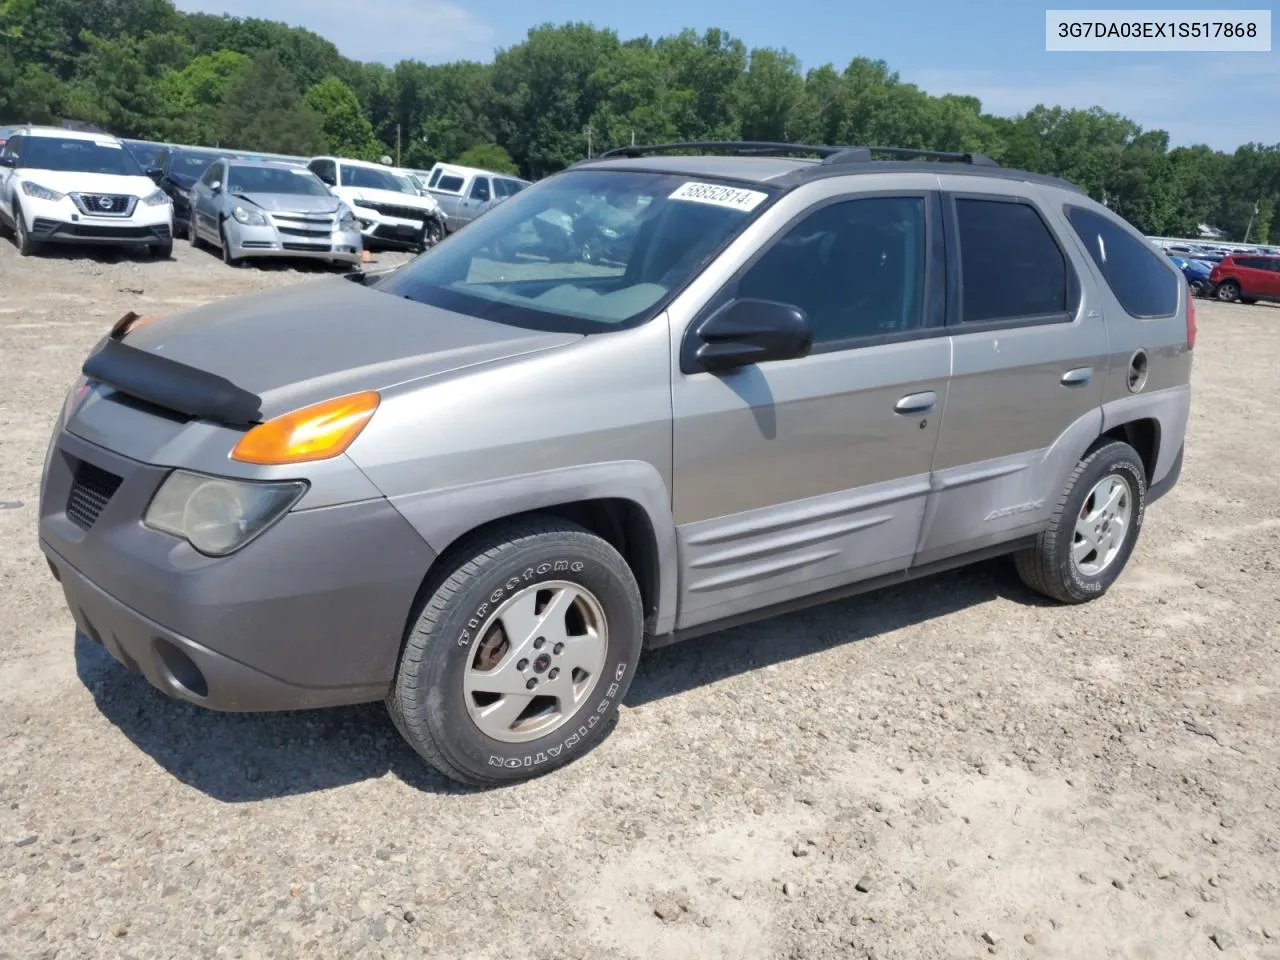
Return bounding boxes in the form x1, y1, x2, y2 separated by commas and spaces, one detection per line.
1015, 440, 1146, 604
1214, 280, 1240, 302
387, 516, 644, 787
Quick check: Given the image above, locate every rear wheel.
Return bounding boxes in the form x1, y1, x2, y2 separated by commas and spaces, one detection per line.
1215, 280, 1240, 302
1015, 440, 1146, 604
387, 516, 644, 787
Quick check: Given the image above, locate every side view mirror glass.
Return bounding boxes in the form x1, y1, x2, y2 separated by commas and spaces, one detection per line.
209, 181, 221, 193
694, 298, 813, 372
145, 165, 163, 180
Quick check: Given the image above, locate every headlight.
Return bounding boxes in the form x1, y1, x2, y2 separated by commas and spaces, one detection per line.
61, 375, 90, 423
337, 205, 359, 231
144, 470, 307, 557
21, 181, 65, 202
141, 188, 170, 206
232, 205, 268, 226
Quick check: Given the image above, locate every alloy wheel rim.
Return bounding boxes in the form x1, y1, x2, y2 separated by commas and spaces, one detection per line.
462, 580, 608, 744
1071, 475, 1132, 577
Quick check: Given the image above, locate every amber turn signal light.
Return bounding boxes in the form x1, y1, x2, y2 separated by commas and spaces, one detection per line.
231, 391, 380, 465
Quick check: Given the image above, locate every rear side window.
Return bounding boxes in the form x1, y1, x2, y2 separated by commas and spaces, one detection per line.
1065, 205, 1178, 318
436, 174, 464, 192
956, 198, 1068, 323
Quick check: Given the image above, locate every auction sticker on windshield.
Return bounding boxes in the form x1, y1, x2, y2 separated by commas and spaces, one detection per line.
668, 181, 768, 212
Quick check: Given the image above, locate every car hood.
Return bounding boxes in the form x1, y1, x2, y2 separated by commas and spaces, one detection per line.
18, 169, 158, 197
233, 191, 342, 215
336, 186, 436, 209
118, 278, 582, 419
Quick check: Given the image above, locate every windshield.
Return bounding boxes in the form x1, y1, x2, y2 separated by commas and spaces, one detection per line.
124, 142, 165, 167
340, 163, 414, 193
375, 169, 776, 333
173, 151, 224, 178
20, 136, 143, 176
227, 165, 332, 196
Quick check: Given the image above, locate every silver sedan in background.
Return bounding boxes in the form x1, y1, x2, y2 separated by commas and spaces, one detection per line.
188, 159, 363, 268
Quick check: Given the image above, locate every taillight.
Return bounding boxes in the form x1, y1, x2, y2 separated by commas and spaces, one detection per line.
1186, 293, 1197, 350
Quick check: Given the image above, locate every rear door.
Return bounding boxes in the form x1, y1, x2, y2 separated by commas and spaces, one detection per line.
914, 179, 1109, 565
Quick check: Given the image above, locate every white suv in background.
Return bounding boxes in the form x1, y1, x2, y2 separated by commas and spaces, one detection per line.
305, 156, 447, 251
0, 126, 174, 258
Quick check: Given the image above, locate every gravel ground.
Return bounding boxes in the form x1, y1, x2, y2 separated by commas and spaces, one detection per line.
2, 239, 1278, 960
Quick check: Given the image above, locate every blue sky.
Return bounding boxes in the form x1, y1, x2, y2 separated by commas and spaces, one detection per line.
175, 0, 1277, 151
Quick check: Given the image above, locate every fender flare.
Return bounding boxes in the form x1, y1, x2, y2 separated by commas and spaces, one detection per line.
386, 460, 679, 636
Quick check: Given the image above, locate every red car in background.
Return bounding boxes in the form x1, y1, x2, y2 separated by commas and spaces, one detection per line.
1210, 253, 1280, 304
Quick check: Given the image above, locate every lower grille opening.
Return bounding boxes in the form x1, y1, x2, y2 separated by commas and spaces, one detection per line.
155, 639, 209, 698
66, 460, 123, 530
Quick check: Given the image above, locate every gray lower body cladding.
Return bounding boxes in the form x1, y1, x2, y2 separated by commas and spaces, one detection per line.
39, 430, 436, 711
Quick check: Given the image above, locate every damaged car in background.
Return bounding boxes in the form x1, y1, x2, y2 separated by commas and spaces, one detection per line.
187, 158, 363, 269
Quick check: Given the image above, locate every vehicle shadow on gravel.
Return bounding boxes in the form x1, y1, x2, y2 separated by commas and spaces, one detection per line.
73, 635, 467, 803
626, 557, 1050, 707
72, 559, 1043, 802
14, 242, 172, 263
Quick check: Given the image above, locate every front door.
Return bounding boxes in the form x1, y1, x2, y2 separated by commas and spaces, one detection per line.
671, 190, 950, 630
915, 182, 1110, 565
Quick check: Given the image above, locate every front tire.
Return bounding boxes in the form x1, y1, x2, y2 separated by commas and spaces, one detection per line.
388, 516, 644, 787
219, 221, 243, 268
1215, 280, 1240, 302
1015, 440, 1146, 604
149, 240, 173, 259
13, 204, 38, 256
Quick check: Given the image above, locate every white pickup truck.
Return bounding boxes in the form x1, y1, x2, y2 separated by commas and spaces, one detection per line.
423, 163, 529, 232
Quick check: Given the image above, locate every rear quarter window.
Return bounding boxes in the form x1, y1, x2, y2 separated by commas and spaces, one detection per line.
436, 174, 465, 193
1065, 205, 1179, 318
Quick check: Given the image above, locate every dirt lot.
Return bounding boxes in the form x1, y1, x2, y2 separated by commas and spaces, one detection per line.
1, 239, 1278, 960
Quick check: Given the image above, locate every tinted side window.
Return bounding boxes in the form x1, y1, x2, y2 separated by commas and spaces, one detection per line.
469, 177, 491, 201
436, 174, 465, 192
736, 196, 926, 347
956, 198, 1067, 323
1064, 205, 1179, 318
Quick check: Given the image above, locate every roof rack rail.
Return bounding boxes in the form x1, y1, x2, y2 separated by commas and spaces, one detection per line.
595, 140, 846, 160
822, 146, 999, 167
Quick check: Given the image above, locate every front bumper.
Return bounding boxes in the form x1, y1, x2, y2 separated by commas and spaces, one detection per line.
38, 428, 437, 712
227, 219, 363, 263
353, 213, 432, 250
30, 217, 172, 247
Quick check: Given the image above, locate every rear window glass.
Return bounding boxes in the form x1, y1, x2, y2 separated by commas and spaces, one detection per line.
956, 198, 1068, 322
1065, 205, 1178, 318
436, 175, 465, 192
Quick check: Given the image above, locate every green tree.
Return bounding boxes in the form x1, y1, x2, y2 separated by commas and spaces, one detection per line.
158, 48, 248, 143
305, 76, 379, 160
217, 50, 326, 155
454, 141, 519, 174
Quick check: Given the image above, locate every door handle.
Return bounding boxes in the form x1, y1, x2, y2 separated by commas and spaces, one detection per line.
894, 391, 937, 415
1061, 367, 1093, 387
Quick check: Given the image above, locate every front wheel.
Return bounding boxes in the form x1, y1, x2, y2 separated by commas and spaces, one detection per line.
1215, 280, 1240, 302
219, 221, 243, 268
417, 217, 444, 252
1014, 439, 1147, 604
149, 240, 173, 260
13, 205, 38, 256
388, 516, 644, 787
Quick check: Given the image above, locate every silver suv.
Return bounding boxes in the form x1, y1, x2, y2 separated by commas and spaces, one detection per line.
38, 142, 1193, 787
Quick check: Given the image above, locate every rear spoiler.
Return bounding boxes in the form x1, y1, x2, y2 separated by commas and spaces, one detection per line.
81, 315, 263, 427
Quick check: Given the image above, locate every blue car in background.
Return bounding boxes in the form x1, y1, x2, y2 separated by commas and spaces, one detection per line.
1168, 254, 1214, 296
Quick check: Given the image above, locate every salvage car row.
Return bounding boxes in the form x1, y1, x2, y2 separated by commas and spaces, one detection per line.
0, 124, 529, 267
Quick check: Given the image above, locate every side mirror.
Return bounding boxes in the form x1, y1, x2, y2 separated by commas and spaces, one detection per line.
209, 181, 222, 193
694, 298, 813, 372
0, 155, 16, 168
145, 165, 163, 180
